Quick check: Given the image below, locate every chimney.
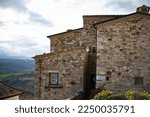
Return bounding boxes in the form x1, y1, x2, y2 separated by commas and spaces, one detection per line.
136, 5, 150, 14
67, 29, 73, 32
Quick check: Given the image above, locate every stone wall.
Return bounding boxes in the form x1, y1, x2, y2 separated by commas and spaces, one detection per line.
48, 15, 120, 53
83, 15, 120, 47
96, 14, 150, 91
34, 48, 87, 99
48, 29, 83, 52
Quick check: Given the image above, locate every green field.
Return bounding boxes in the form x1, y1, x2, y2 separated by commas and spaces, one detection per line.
0, 72, 33, 80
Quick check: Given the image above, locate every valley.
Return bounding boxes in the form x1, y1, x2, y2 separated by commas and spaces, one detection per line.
0, 59, 35, 99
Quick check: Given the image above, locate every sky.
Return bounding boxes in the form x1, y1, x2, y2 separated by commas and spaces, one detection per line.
0, 0, 150, 58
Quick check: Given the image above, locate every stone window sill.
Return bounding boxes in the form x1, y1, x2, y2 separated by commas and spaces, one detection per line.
45, 85, 63, 89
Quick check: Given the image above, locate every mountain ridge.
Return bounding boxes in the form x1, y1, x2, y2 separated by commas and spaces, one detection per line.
0, 52, 32, 60
0, 59, 34, 74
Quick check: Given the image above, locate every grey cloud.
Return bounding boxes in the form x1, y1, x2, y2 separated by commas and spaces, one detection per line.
0, 21, 6, 26
0, 38, 47, 58
105, 0, 136, 11
28, 11, 53, 27
0, 36, 37, 47
0, 0, 53, 27
18, 36, 38, 47
0, 35, 40, 57
105, 0, 150, 12
0, 0, 28, 12
137, 0, 150, 5
15, 35, 37, 47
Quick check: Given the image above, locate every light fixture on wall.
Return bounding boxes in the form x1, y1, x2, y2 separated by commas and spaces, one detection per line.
86, 47, 90, 52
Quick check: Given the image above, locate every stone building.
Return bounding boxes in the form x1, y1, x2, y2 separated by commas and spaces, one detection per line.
34, 5, 150, 99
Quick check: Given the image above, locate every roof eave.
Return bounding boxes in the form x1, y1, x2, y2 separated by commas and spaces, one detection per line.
94, 12, 150, 28
47, 28, 83, 39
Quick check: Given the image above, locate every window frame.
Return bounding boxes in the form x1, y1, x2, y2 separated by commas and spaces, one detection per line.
49, 72, 59, 85
135, 77, 143, 86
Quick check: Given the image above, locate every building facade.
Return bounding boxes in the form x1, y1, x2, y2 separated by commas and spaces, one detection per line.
34, 5, 150, 99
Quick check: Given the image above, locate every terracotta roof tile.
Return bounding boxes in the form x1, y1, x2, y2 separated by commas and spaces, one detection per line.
0, 82, 21, 99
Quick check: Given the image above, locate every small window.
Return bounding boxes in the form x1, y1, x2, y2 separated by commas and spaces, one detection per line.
92, 47, 96, 53
96, 75, 106, 81
106, 76, 109, 81
88, 47, 96, 53
135, 77, 143, 85
108, 38, 112, 41
49, 73, 58, 85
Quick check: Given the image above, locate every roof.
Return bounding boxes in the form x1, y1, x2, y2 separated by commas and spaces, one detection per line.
33, 47, 86, 59
94, 12, 150, 28
0, 82, 21, 99
47, 28, 83, 38
83, 15, 125, 18
47, 15, 124, 39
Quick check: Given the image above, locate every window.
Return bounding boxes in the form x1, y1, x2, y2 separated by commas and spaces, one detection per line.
96, 75, 106, 81
87, 47, 96, 53
49, 73, 58, 85
92, 47, 96, 53
106, 76, 109, 81
135, 69, 143, 85
135, 77, 143, 85
108, 38, 112, 41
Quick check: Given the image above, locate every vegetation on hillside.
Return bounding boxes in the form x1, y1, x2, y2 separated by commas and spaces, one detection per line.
0, 72, 33, 80
0, 59, 35, 99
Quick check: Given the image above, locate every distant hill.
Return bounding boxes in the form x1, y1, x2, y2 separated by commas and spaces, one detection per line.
0, 59, 34, 73
0, 52, 30, 60
0, 59, 35, 99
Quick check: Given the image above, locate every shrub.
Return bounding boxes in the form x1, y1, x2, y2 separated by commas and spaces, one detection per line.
107, 93, 125, 100
124, 90, 136, 100
93, 90, 112, 100
93, 89, 149, 100
138, 91, 149, 100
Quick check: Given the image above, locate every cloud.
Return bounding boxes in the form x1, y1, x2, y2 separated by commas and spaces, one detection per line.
14, 35, 38, 47
0, 35, 37, 48
0, 35, 42, 57
106, 0, 135, 11
105, 0, 150, 12
0, 21, 6, 26
0, 0, 28, 12
28, 11, 53, 27
0, 0, 53, 27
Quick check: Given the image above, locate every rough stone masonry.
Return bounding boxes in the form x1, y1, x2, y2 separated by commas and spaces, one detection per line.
34, 5, 150, 99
